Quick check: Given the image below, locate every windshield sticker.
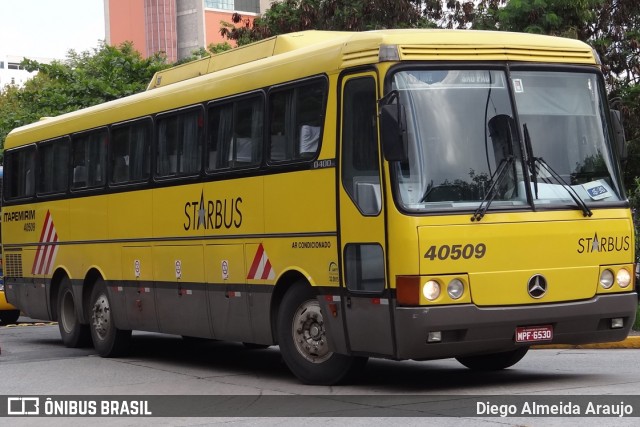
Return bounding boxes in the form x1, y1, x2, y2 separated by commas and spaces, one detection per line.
582, 181, 611, 200
513, 79, 524, 93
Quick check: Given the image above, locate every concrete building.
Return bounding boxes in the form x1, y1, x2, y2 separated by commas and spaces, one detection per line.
0, 55, 51, 89
105, 0, 273, 62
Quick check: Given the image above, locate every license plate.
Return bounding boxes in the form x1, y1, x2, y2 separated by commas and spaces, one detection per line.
515, 325, 553, 343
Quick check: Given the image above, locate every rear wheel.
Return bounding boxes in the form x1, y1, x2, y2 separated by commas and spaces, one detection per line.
277, 283, 367, 385
89, 279, 131, 357
0, 310, 20, 325
456, 347, 529, 371
57, 277, 90, 347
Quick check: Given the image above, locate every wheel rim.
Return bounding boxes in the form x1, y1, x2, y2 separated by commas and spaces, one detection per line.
91, 292, 111, 341
60, 289, 77, 334
291, 299, 331, 363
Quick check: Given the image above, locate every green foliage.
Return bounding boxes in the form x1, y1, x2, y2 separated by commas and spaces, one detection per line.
496, 0, 602, 37
627, 176, 640, 256
221, 1, 432, 45
0, 42, 169, 156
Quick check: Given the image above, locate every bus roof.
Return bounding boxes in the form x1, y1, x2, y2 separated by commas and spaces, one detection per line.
4, 29, 596, 150
147, 29, 595, 90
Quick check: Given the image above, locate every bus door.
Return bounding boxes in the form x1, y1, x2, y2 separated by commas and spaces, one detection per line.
338, 73, 394, 356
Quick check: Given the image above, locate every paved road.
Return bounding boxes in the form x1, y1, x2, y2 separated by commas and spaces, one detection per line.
2, 318, 640, 426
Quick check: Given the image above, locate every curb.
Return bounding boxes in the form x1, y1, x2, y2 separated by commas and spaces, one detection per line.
1, 322, 57, 328
534, 336, 640, 350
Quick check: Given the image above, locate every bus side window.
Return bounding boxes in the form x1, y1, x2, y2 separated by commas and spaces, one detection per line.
269, 79, 326, 163
207, 95, 263, 171
72, 129, 107, 190
156, 108, 203, 178
5, 146, 37, 199
207, 104, 232, 171
111, 118, 151, 184
38, 138, 69, 195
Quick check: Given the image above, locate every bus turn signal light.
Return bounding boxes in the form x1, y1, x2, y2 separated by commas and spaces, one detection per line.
396, 276, 420, 306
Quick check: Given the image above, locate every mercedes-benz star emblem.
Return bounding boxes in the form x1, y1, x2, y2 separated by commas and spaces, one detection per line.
527, 275, 547, 299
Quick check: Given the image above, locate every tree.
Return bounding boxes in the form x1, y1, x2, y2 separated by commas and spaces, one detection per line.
476, 0, 640, 188
221, 0, 432, 45
421, 0, 504, 29
0, 42, 169, 154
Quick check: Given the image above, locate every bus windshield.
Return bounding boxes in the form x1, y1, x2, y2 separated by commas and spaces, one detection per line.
391, 68, 623, 213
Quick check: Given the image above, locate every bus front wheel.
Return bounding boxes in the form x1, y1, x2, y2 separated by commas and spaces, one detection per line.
277, 283, 367, 385
89, 279, 131, 357
456, 347, 529, 371
57, 277, 90, 347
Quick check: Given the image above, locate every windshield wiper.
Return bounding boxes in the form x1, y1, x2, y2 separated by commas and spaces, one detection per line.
471, 156, 514, 222
535, 159, 593, 217
523, 124, 539, 199
522, 123, 593, 217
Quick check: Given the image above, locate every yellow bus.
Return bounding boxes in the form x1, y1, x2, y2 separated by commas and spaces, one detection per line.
1, 30, 637, 384
1, 165, 22, 325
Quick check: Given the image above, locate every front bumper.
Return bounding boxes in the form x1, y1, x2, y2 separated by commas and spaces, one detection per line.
394, 292, 637, 360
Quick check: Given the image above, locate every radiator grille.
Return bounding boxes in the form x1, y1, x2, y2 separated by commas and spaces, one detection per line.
5, 253, 23, 278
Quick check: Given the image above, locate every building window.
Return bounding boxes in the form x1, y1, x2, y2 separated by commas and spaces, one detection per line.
204, 0, 259, 13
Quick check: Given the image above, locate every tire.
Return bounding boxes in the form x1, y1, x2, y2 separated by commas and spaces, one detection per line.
456, 347, 529, 371
0, 310, 20, 325
277, 283, 367, 385
57, 277, 91, 347
89, 279, 131, 357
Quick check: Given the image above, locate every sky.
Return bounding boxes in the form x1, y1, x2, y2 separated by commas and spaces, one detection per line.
0, 0, 105, 60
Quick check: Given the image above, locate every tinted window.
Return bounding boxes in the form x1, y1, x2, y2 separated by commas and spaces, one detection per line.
207, 95, 263, 171
72, 129, 108, 190
269, 80, 326, 162
156, 108, 203, 177
4, 146, 36, 200
38, 137, 70, 194
111, 119, 151, 184
341, 77, 381, 215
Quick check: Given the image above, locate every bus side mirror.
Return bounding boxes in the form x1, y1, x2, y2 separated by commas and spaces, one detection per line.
610, 109, 627, 162
379, 103, 408, 162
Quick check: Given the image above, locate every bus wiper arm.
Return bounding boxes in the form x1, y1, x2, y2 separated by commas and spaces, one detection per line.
471, 156, 514, 222
522, 122, 592, 217
534, 158, 593, 217
523, 124, 538, 199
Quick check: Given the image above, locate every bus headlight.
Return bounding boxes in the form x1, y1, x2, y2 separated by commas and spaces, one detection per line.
447, 279, 464, 299
422, 280, 441, 301
600, 269, 614, 289
616, 268, 631, 288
